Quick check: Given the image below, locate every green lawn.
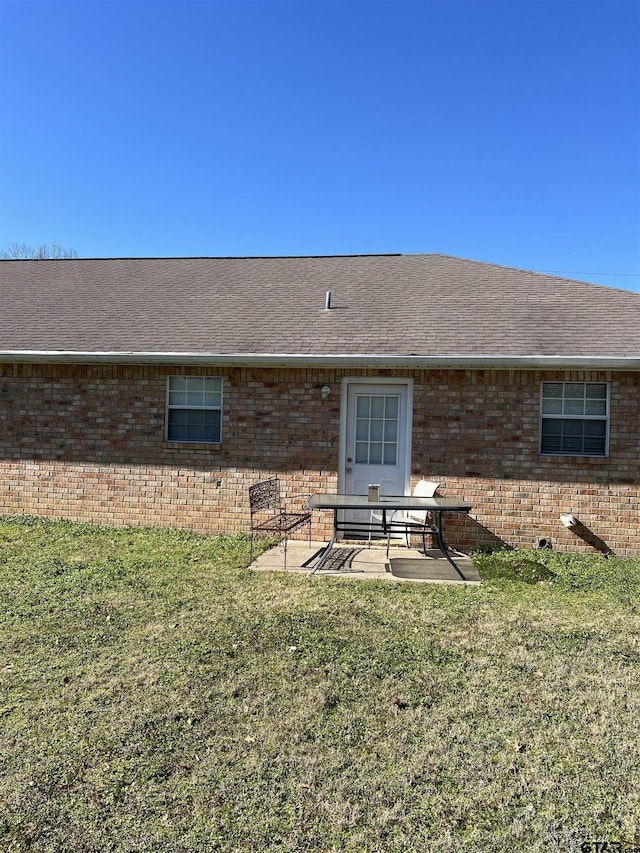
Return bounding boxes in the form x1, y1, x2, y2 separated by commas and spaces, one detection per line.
1, 517, 639, 852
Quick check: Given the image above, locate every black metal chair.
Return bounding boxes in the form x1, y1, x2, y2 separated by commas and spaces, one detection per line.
248, 478, 312, 569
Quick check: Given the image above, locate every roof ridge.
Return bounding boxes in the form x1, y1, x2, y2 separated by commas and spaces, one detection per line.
0, 252, 404, 262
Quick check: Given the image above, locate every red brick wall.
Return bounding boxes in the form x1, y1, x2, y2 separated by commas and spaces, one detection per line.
411, 369, 640, 555
0, 363, 638, 554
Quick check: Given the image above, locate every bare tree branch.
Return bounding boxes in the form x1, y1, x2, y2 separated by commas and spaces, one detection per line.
1, 242, 79, 259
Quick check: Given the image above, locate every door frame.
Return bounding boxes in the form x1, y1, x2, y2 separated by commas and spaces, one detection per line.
338, 376, 413, 496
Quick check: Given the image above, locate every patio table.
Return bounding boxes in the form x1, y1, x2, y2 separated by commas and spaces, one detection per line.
306, 493, 472, 579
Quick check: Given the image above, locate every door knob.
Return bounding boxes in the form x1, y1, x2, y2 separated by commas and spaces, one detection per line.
346, 467, 352, 473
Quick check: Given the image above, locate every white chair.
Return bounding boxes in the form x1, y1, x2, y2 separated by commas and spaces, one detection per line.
369, 480, 440, 556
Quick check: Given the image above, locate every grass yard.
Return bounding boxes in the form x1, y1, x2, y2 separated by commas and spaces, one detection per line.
1, 517, 639, 852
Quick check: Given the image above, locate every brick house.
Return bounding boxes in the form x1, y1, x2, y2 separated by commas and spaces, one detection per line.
1, 253, 639, 554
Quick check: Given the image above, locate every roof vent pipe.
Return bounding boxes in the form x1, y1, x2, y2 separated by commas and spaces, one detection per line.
325, 290, 332, 310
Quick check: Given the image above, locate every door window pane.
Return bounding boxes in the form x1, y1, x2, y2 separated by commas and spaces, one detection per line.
384, 419, 397, 441
383, 443, 396, 465
370, 396, 384, 419
356, 396, 370, 418
385, 396, 399, 418
369, 442, 383, 464
356, 419, 369, 441
355, 442, 368, 463
370, 419, 384, 441
352, 394, 399, 465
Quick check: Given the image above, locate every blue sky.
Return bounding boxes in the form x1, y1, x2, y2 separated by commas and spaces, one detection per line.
1, 0, 639, 290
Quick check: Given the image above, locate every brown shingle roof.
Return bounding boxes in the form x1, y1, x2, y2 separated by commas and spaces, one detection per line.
1, 253, 639, 361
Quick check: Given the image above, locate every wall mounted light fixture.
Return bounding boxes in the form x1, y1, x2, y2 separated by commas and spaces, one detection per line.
321, 385, 331, 400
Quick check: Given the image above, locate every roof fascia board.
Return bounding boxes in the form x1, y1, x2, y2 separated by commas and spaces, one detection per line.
1, 351, 640, 370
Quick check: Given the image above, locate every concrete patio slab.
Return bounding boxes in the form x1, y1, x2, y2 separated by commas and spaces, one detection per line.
250, 541, 481, 584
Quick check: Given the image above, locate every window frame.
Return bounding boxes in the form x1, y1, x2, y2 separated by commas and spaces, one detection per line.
165, 375, 223, 444
539, 381, 610, 458
354, 392, 400, 466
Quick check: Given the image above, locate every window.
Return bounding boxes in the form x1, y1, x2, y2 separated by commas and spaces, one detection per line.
166, 376, 222, 443
355, 394, 399, 465
540, 382, 608, 457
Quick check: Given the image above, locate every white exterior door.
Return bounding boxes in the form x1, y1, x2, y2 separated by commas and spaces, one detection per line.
340, 380, 412, 527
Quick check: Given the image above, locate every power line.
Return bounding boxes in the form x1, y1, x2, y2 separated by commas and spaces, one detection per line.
533, 269, 640, 278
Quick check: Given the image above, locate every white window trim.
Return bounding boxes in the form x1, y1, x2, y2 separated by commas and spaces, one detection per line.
165, 376, 223, 444
539, 381, 610, 458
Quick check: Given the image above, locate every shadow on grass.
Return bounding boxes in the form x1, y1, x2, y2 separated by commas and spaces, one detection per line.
470, 546, 556, 584
471, 546, 640, 596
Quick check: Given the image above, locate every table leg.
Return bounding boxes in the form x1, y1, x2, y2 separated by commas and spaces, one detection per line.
433, 511, 467, 580
308, 508, 338, 573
